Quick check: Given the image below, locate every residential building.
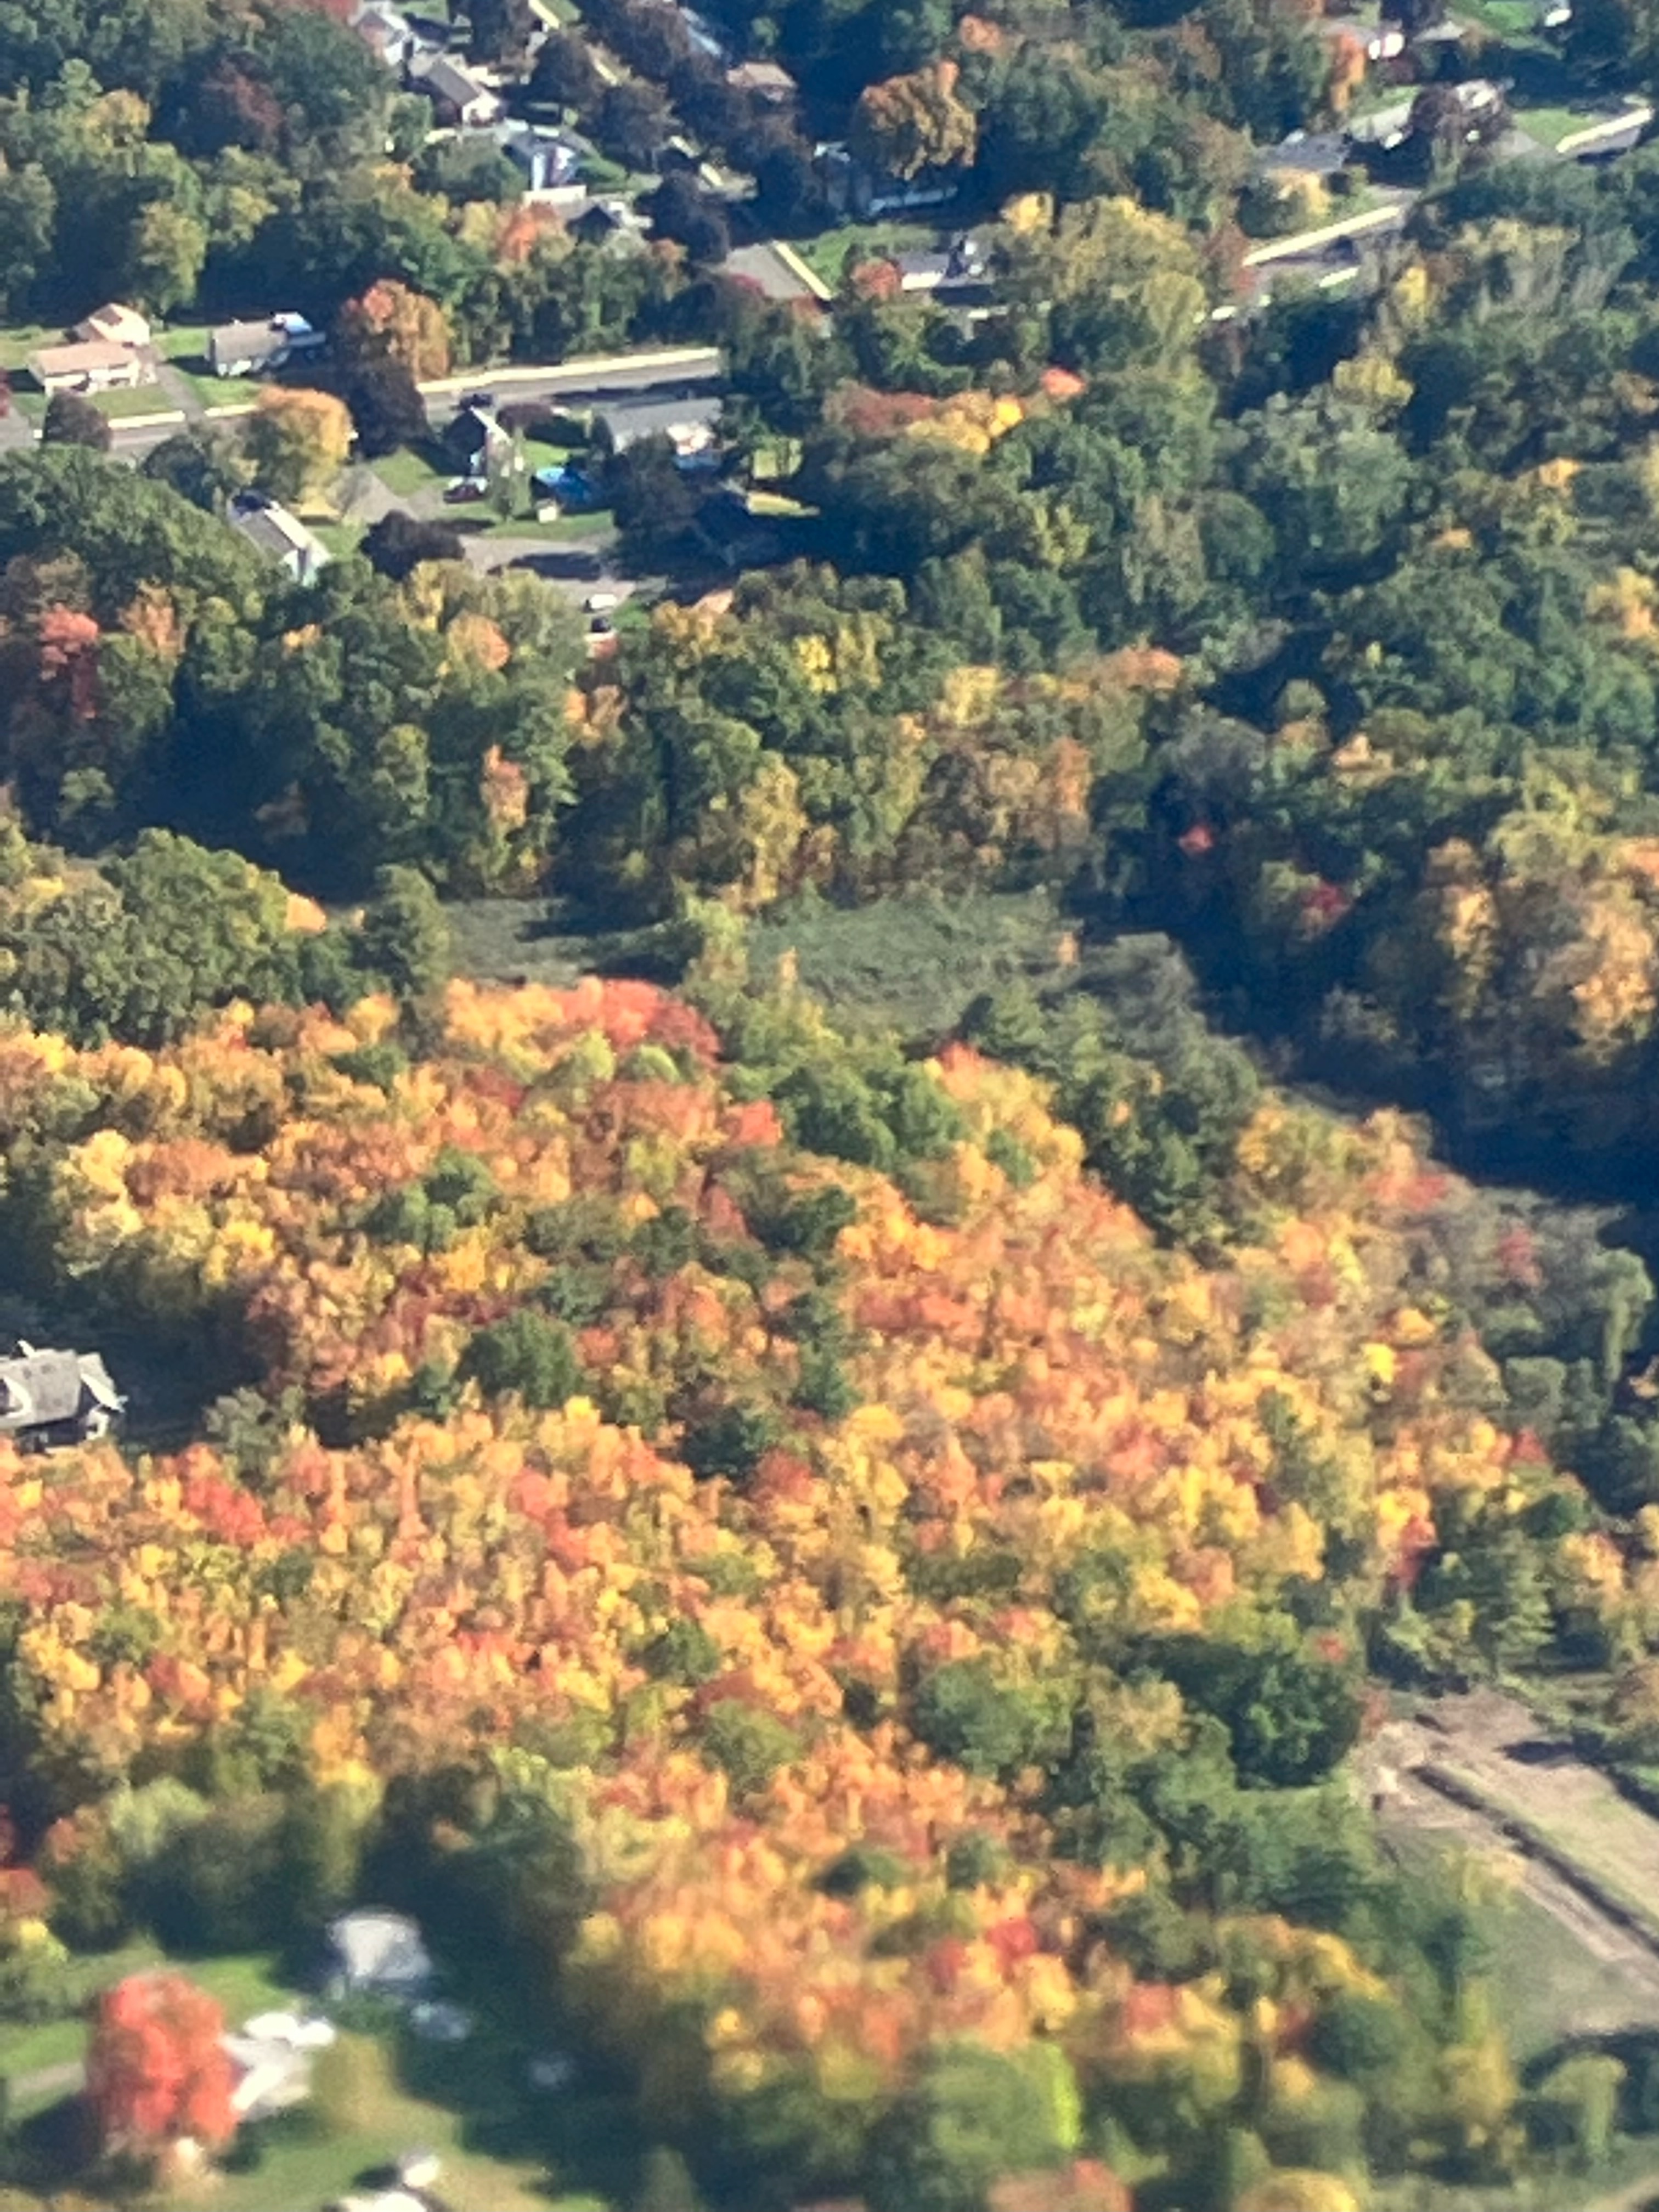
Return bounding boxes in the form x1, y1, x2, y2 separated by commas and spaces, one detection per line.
221, 2031, 314, 2123
411, 52, 504, 128
0, 1345, 123, 1449
74, 301, 151, 351
498, 122, 585, 193
326, 1909, 436, 2001
227, 493, 333, 586
208, 312, 326, 379
349, 0, 436, 72
680, 4, 731, 60
445, 397, 509, 479
892, 236, 989, 297
28, 340, 153, 396
726, 58, 797, 103
568, 195, 648, 247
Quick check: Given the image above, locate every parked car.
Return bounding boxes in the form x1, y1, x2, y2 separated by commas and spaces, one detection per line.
444, 478, 488, 504
584, 591, 620, 613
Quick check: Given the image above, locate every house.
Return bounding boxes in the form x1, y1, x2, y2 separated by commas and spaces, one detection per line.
74, 302, 151, 351
814, 142, 964, 221
498, 122, 585, 193
349, 0, 437, 73
1256, 128, 1351, 181
27, 340, 152, 396
0, 1345, 123, 1450
595, 392, 722, 461
208, 312, 325, 379
568, 195, 648, 246
412, 52, 504, 128
445, 397, 509, 479
227, 493, 333, 586
892, 236, 989, 296
326, 1909, 435, 2001
726, 58, 797, 103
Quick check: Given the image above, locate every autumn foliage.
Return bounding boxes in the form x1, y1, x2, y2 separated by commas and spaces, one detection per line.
86, 1971, 235, 2168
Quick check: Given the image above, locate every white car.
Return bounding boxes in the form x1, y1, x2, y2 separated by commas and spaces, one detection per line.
583, 591, 620, 613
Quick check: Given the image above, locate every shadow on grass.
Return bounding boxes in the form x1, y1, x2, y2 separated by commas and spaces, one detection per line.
391, 2016, 641, 2206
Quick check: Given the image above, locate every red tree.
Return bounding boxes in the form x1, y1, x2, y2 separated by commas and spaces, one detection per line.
86, 1972, 236, 2169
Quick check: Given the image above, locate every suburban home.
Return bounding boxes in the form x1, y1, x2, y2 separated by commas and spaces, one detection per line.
445, 397, 509, 479
411, 52, 504, 128
28, 339, 153, 395
893, 236, 989, 297
568, 195, 648, 247
679, 4, 731, 60
74, 301, 151, 351
814, 140, 963, 220
227, 492, 333, 585
325, 1908, 435, 2001
498, 122, 585, 193
0, 1344, 123, 1450
208, 312, 325, 379
726, 58, 797, 103
349, 0, 437, 74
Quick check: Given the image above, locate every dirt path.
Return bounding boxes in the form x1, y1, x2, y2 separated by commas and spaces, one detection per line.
1360, 1689, 1659, 2040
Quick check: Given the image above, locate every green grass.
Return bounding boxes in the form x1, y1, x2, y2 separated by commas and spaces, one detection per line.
1513, 102, 1598, 148
374, 445, 456, 499
794, 219, 938, 290
748, 885, 1074, 1042
0, 324, 65, 372
90, 384, 180, 420
202, 2034, 553, 2212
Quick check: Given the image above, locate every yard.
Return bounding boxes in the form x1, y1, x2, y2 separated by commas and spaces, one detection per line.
0, 1945, 576, 2212
794, 219, 941, 291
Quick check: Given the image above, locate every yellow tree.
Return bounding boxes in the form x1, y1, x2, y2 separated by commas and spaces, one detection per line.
337, 280, 453, 382
242, 388, 353, 505
851, 61, 978, 181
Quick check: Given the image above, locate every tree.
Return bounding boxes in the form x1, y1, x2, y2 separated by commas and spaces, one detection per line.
465, 0, 539, 65
343, 352, 430, 459
126, 199, 207, 315
86, 1972, 236, 2175
595, 81, 675, 170
864, 2042, 1081, 2212
531, 29, 605, 112
0, 161, 57, 319
463, 1309, 584, 1407
647, 173, 731, 264
140, 428, 245, 512
358, 864, 452, 1002
608, 431, 701, 562
337, 279, 453, 382
242, 387, 353, 503
42, 391, 112, 452
363, 511, 466, 580
851, 60, 978, 182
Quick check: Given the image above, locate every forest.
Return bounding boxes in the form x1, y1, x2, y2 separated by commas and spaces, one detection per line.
7, 0, 1659, 2206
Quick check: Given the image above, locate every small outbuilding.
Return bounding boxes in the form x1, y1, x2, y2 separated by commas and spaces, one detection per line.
325, 1908, 435, 2001
74, 302, 152, 351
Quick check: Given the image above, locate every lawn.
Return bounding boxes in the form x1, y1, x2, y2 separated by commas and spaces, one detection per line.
203, 2034, 554, 2212
374, 444, 456, 500
0, 1946, 301, 2112
91, 384, 181, 421
1512, 102, 1596, 148
795, 219, 939, 290
0, 324, 65, 372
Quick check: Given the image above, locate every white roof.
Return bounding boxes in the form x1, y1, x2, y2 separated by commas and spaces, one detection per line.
242, 2010, 337, 2049
77, 303, 151, 346
328, 1908, 433, 1990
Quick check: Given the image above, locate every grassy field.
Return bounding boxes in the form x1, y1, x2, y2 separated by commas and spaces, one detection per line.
206, 2035, 555, 2212
373, 444, 456, 500
748, 885, 1074, 1041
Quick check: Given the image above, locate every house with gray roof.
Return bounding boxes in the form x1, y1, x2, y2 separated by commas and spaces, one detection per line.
227, 493, 333, 586
0, 1345, 122, 1450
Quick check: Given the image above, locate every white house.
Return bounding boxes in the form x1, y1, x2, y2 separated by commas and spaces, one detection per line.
326, 1908, 435, 2000
412, 53, 504, 128
74, 302, 151, 351
227, 493, 333, 586
208, 312, 325, 379
28, 339, 154, 396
